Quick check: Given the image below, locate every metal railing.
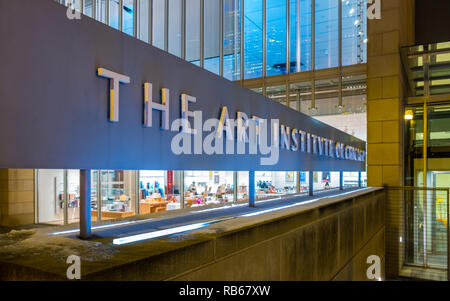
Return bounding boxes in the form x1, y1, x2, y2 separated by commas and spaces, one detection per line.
386, 186, 450, 281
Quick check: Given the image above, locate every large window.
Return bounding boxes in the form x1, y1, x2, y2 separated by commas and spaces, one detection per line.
57, 0, 367, 78
139, 170, 182, 214
255, 171, 299, 200
204, 0, 221, 74
152, 0, 165, 50
184, 171, 235, 207
169, 0, 182, 57
224, 0, 241, 80
266, 0, 286, 76
315, 0, 339, 70
342, 0, 367, 65
138, 0, 150, 42
244, 0, 263, 79
290, 0, 312, 72
186, 0, 201, 65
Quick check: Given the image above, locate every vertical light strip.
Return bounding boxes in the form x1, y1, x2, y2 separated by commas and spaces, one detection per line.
135, 170, 140, 215
63, 169, 68, 225
220, 0, 224, 77
200, 0, 205, 68
180, 170, 185, 209
97, 170, 102, 222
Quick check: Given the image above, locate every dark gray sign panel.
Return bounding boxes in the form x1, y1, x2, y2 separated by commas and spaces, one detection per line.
0, 0, 365, 172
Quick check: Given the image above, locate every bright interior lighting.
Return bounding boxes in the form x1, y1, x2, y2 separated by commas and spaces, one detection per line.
112, 221, 212, 245
49, 218, 154, 235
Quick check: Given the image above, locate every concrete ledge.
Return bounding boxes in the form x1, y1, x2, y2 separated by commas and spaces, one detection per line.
0, 188, 386, 281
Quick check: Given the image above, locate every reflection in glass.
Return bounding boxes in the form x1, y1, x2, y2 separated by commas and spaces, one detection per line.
184, 171, 235, 207
342, 0, 367, 66
169, 0, 182, 57
138, 0, 149, 42
266, 0, 286, 76
315, 0, 338, 69
290, 0, 312, 72
204, 0, 220, 74
152, 0, 165, 50
109, 0, 120, 29
186, 0, 201, 64
122, 0, 134, 36
244, 0, 263, 79
224, 0, 241, 81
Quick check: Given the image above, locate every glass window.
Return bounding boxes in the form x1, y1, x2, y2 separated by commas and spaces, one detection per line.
266, 84, 287, 106
152, 0, 166, 49
83, 0, 93, 17
186, 0, 201, 65
223, 0, 241, 81
244, 0, 263, 79
139, 170, 182, 214
169, 0, 182, 57
289, 81, 312, 112
100, 170, 136, 220
342, 0, 367, 65
266, 0, 286, 76
237, 171, 249, 201
204, 0, 221, 74
37, 169, 65, 225
184, 171, 235, 207
255, 171, 297, 200
122, 0, 135, 36
315, 0, 338, 69
312, 171, 340, 191
96, 0, 107, 23
289, 0, 312, 72
138, 0, 150, 42
343, 172, 359, 188
109, 0, 120, 30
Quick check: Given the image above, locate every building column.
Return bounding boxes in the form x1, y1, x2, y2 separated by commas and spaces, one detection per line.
249, 170, 255, 207
79, 169, 91, 239
366, 0, 415, 277
358, 171, 362, 187
339, 171, 344, 190
309, 171, 314, 196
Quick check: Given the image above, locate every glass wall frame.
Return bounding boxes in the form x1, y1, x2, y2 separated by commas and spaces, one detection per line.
54, 0, 368, 81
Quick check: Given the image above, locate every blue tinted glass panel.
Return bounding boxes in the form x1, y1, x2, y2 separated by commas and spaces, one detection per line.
315, 0, 338, 69
289, 0, 312, 72
266, 0, 286, 76
109, 0, 120, 29
138, 0, 149, 42
244, 0, 263, 79
169, 0, 182, 57
186, 0, 201, 63
123, 0, 134, 36
342, 0, 367, 65
204, 0, 220, 74
152, 0, 165, 50
224, 0, 241, 81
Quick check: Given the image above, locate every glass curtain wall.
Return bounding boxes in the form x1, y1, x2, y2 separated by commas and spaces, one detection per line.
55, 0, 367, 78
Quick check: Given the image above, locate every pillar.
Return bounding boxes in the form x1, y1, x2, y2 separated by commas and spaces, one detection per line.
79, 169, 91, 239
249, 170, 255, 207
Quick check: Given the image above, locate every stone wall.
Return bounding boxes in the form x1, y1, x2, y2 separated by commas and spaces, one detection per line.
0, 169, 35, 227
84, 188, 386, 281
